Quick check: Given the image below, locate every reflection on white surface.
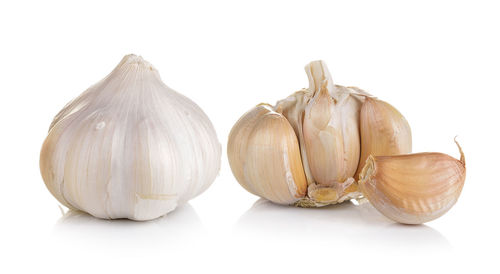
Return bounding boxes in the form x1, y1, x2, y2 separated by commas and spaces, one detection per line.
53, 204, 204, 250
234, 199, 451, 252
51, 198, 452, 256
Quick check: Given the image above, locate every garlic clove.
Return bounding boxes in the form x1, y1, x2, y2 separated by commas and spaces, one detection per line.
226, 104, 270, 196
227, 104, 307, 204
358, 139, 466, 224
302, 61, 361, 188
355, 97, 412, 179
40, 54, 221, 221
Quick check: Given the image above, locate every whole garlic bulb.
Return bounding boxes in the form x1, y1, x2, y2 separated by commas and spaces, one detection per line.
40, 54, 221, 221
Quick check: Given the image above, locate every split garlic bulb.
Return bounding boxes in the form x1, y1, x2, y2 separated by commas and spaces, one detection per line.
40, 54, 221, 221
229, 60, 384, 207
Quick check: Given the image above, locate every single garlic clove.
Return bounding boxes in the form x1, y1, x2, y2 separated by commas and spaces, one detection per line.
302, 61, 361, 188
355, 97, 412, 179
227, 104, 308, 204
40, 54, 221, 221
358, 139, 466, 224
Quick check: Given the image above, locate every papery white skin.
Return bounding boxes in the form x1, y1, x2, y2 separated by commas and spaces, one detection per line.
40, 54, 221, 221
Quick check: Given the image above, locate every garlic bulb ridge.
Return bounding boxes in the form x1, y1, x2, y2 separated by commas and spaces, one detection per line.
40, 54, 221, 221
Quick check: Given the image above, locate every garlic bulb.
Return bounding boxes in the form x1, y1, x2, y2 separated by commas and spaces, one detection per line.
358, 139, 466, 224
40, 54, 221, 221
229, 60, 368, 207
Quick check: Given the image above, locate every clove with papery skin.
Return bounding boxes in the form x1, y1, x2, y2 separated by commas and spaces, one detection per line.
358, 139, 466, 224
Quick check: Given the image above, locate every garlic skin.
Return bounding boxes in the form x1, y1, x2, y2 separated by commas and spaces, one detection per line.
358, 139, 466, 224
355, 97, 412, 179
275, 89, 315, 185
40, 54, 221, 221
227, 104, 307, 204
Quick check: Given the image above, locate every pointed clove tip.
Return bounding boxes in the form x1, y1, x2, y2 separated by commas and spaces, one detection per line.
454, 136, 465, 166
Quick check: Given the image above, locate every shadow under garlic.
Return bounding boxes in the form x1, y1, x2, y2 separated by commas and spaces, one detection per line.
233, 198, 451, 253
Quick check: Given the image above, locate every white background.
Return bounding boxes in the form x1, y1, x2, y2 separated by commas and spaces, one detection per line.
0, 0, 498, 273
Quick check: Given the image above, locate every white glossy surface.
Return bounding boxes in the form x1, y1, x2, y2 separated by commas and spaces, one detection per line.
0, 0, 498, 273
